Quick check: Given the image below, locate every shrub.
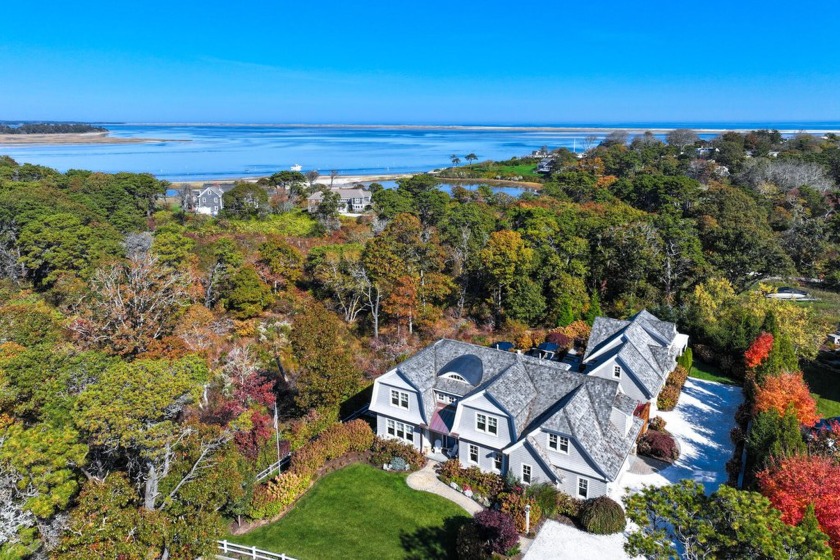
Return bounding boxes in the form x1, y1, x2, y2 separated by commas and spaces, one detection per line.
657, 384, 680, 411
677, 347, 693, 371
286, 408, 339, 450
649, 416, 667, 432
638, 430, 679, 462
545, 331, 573, 350
579, 496, 626, 534
289, 419, 375, 478
370, 437, 426, 471
456, 522, 490, 560
498, 491, 542, 533
525, 482, 561, 517
555, 492, 583, 519
438, 460, 505, 500
667, 365, 689, 388
248, 472, 311, 519
473, 510, 520, 555
754, 372, 820, 428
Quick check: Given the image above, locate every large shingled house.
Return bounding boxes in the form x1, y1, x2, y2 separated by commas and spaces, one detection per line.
369, 310, 687, 498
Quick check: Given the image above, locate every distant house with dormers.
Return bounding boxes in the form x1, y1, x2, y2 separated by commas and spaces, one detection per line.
369, 310, 687, 499
190, 182, 236, 216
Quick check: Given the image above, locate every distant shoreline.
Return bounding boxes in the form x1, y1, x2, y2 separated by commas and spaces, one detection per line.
0, 132, 188, 146
121, 122, 840, 134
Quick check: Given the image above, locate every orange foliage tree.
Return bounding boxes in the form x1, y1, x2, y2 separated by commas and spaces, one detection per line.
745, 331, 774, 369
754, 372, 820, 427
758, 455, 840, 555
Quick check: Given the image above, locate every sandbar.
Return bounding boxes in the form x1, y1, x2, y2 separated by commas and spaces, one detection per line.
0, 132, 187, 146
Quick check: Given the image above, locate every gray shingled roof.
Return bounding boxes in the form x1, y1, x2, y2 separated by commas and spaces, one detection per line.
391, 338, 644, 478
539, 377, 644, 478
583, 310, 679, 398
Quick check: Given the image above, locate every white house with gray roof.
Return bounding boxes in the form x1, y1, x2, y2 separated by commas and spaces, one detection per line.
369, 310, 687, 499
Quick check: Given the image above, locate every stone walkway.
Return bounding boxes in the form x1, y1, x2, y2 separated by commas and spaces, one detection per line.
405, 462, 484, 515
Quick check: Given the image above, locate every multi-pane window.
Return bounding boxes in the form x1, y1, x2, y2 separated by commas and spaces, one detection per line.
613, 365, 621, 378
469, 444, 479, 464
548, 434, 570, 453
386, 419, 413, 443
522, 464, 532, 485
435, 392, 457, 404
493, 452, 503, 472
390, 389, 409, 409
476, 413, 498, 435
578, 477, 589, 498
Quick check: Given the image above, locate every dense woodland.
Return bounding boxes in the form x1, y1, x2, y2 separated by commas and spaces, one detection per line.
0, 123, 107, 135
1, 129, 840, 558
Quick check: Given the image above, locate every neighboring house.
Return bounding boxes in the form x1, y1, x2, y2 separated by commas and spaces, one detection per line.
536, 159, 553, 174
582, 310, 689, 404
766, 287, 812, 301
191, 182, 235, 216
307, 187, 372, 213
368, 310, 687, 499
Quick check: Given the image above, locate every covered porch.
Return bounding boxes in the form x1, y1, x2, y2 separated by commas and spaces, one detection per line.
423, 403, 459, 463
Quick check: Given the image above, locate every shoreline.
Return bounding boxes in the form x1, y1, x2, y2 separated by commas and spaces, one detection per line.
0, 132, 189, 146
121, 122, 840, 134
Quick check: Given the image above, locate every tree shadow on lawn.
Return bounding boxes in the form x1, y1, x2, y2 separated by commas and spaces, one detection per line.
399, 516, 470, 560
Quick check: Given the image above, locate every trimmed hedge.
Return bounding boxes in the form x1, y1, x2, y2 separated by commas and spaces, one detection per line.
637, 430, 679, 462
579, 496, 626, 534
370, 437, 427, 471
658, 364, 689, 411
248, 471, 311, 519
677, 347, 693, 371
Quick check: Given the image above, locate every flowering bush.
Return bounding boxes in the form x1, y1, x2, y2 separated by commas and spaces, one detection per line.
637, 430, 679, 462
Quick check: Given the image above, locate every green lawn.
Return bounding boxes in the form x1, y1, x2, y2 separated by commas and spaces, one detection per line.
689, 359, 740, 385
803, 362, 840, 418
230, 464, 470, 560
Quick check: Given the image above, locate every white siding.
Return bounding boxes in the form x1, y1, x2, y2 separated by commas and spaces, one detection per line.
452, 394, 513, 449
539, 430, 604, 479
370, 375, 425, 425
375, 413, 421, 450
588, 357, 648, 402
458, 439, 505, 474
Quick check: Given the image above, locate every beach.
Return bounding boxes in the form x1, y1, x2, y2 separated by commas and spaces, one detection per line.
0, 132, 184, 146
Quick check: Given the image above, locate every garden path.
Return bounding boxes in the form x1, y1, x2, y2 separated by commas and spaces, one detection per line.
405, 462, 484, 515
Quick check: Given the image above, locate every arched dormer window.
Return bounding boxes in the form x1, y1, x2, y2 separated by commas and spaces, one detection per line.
437, 355, 483, 387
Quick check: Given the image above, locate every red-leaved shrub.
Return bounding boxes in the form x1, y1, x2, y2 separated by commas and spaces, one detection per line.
637, 430, 679, 462
474, 510, 520, 554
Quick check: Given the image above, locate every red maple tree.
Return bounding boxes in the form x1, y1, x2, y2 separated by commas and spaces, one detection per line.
754, 372, 820, 427
758, 455, 840, 554
745, 331, 774, 369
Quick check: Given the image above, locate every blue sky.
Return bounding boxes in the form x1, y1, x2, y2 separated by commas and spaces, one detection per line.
1, 0, 839, 124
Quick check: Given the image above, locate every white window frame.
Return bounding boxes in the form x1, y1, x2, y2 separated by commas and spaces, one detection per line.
613, 364, 621, 378
468, 444, 479, 464
435, 391, 457, 404
476, 413, 498, 436
390, 389, 409, 410
493, 452, 503, 472
522, 463, 532, 485
445, 373, 469, 383
548, 433, 558, 450
559, 436, 570, 454
386, 418, 413, 444
577, 476, 589, 498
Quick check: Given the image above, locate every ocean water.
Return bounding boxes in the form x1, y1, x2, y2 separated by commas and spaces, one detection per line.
2, 123, 838, 182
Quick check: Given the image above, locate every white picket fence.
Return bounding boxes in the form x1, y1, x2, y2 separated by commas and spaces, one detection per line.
216, 540, 297, 560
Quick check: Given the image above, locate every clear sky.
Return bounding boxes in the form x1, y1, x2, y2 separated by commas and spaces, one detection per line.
2, 0, 839, 124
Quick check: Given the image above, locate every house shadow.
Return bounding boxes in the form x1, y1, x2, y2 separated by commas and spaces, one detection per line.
399, 516, 470, 560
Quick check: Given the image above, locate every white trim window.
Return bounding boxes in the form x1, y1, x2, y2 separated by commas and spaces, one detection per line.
386, 419, 413, 444
390, 389, 409, 410
613, 365, 621, 378
493, 452, 503, 472
435, 391, 457, 404
577, 477, 589, 498
522, 463, 532, 485
476, 413, 498, 436
548, 434, 570, 454
469, 444, 479, 464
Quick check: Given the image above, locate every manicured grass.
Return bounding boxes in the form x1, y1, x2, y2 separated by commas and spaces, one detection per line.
230, 463, 470, 560
803, 361, 840, 418
689, 359, 740, 385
